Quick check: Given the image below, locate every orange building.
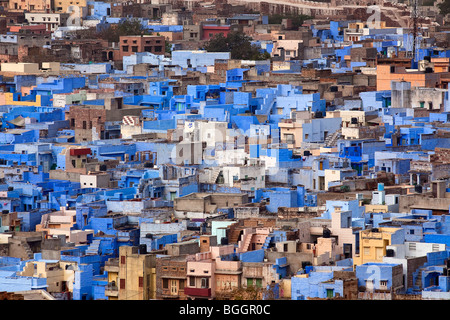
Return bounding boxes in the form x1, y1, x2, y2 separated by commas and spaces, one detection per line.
431, 57, 450, 73
376, 64, 441, 91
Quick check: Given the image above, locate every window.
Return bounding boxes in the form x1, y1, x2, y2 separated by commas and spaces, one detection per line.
120, 279, 125, 289
201, 278, 209, 288
326, 289, 334, 298
121, 256, 126, 264
122, 45, 129, 52
139, 277, 143, 288
179, 280, 185, 290
189, 277, 195, 287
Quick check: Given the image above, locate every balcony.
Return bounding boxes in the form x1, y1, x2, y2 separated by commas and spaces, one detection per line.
184, 287, 211, 298
105, 284, 119, 297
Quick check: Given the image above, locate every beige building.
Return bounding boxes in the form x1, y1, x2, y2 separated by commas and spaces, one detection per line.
120, 116, 143, 139
271, 39, 302, 60
278, 119, 303, 149
80, 171, 110, 189
0, 63, 40, 74
24, 13, 70, 32
19, 260, 78, 294
174, 192, 249, 219
324, 168, 356, 191
117, 246, 157, 300
9, 0, 52, 11
35, 208, 94, 244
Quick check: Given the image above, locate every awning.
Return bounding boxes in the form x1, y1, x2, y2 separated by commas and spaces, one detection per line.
7, 116, 25, 127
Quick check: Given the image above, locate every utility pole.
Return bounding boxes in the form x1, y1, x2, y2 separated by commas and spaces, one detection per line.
412, 0, 418, 61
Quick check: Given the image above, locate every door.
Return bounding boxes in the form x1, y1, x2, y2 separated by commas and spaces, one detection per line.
326, 289, 334, 298
376, 247, 384, 260
343, 243, 352, 259
170, 280, 178, 296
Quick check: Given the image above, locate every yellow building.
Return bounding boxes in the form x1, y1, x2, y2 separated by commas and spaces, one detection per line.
3, 92, 42, 107
353, 227, 404, 267
104, 257, 120, 300
117, 246, 157, 300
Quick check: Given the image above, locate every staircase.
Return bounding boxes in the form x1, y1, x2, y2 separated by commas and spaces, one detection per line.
228, 225, 244, 244
414, 267, 425, 290
237, 229, 253, 253
209, 167, 221, 184
85, 239, 101, 255
324, 129, 342, 147
262, 234, 273, 250
255, 93, 276, 116
22, 242, 34, 260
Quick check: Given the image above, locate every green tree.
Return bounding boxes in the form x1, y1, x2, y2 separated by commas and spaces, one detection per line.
203, 33, 229, 52
165, 40, 172, 56
268, 14, 313, 29
98, 18, 152, 43
204, 31, 270, 61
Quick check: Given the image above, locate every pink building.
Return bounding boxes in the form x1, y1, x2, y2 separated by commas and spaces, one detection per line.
185, 243, 239, 299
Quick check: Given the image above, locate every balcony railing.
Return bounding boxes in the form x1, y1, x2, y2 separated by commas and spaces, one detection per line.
105, 284, 119, 297
184, 287, 211, 297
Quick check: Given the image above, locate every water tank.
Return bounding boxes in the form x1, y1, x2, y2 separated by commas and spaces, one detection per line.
386, 249, 395, 257
139, 244, 147, 254
378, 183, 384, 191
323, 228, 331, 238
